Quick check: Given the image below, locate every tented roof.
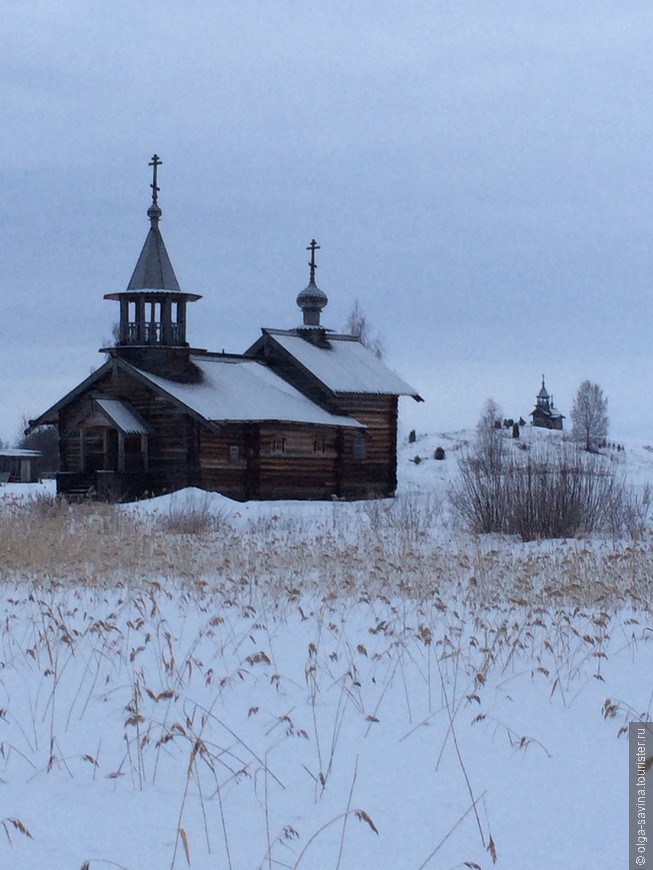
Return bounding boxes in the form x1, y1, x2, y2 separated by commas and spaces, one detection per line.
127, 223, 180, 292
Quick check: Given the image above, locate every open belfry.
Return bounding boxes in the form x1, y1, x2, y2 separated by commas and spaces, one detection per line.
30, 156, 421, 501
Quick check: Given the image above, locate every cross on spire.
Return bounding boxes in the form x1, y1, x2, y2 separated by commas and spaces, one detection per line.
149, 154, 162, 205
306, 239, 320, 284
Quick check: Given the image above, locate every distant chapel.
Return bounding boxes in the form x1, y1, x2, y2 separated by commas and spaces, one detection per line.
29, 156, 421, 501
530, 377, 564, 430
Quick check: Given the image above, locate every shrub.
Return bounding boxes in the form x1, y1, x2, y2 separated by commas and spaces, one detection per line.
434, 447, 445, 461
504, 447, 629, 541
156, 493, 227, 535
408, 429, 416, 444
450, 440, 635, 541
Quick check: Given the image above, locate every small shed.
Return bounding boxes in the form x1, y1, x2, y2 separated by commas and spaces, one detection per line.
0, 449, 42, 483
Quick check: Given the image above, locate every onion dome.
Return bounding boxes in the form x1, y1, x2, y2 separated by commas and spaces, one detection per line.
296, 239, 328, 327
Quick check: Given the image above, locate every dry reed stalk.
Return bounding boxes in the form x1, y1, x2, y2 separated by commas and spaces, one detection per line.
292, 807, 379, 869
335, 756, 358, 870
416, 790, 487, 869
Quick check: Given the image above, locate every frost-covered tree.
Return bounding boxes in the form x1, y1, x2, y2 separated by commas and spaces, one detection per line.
570, 380, 608, 451
476, 398, 504, 472
15, 415, 60, 472
345, 299, 384, 359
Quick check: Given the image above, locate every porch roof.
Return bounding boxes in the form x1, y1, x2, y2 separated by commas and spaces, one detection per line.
94, 398, 150, 435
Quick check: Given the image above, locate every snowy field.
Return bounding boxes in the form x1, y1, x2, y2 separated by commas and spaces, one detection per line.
1, 428, 653, 869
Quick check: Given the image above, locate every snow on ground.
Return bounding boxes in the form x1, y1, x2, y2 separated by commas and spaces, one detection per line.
1, 429, 653, 868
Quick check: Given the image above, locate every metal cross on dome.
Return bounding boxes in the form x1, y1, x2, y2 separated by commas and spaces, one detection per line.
149, 154, 162, 205
306, 239, 320, 283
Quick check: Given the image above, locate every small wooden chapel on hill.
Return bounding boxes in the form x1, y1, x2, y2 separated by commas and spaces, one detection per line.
530, 377, 564, 430
29, 156, 421, 502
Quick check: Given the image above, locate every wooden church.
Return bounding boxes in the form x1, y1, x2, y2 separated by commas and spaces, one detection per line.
530, 377, 564, 430
29, 157, 421, 502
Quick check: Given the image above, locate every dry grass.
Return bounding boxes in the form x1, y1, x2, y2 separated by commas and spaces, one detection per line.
1, 490, 653, 865
1, 493, 653, 610
1, 554, 649, 866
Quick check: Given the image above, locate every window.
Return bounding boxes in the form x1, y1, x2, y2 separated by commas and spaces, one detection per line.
228, 445, 240, 464
313, 437, 327, 454
272, 437, 286, 454
353, 437, 366, 460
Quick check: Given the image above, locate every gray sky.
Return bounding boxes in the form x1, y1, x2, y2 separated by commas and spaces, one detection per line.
2, 2, 653, 444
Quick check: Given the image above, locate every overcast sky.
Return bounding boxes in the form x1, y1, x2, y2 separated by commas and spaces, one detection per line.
2, 2, 653, 444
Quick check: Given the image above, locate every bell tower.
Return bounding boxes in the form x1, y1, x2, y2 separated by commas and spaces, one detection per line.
535, 375, 552, 412
103, 155, 203, 379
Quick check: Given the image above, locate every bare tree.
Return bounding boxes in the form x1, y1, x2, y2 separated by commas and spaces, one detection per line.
345, 299, 384, 359
449, 399, 506, 533
570, 380, 608, 451
477, 398, 503, 435
476, 397, 504, 466
15, 415, 60, 473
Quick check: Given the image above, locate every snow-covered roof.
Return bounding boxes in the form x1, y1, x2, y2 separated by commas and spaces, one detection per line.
265, 332, 421, 397
130, 356, 365, 428
0, 449, 42, 458
531, 405, 565, 419
95, 399, 150, 435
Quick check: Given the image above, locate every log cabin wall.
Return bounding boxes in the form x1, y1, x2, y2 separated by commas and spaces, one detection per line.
198, 424, 251, 499
332, 394, 398, 497
199, 423, 342, 501
257, 423, 339, 500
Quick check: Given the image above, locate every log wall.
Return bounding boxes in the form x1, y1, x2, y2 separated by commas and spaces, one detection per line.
332, 394, 398, 498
